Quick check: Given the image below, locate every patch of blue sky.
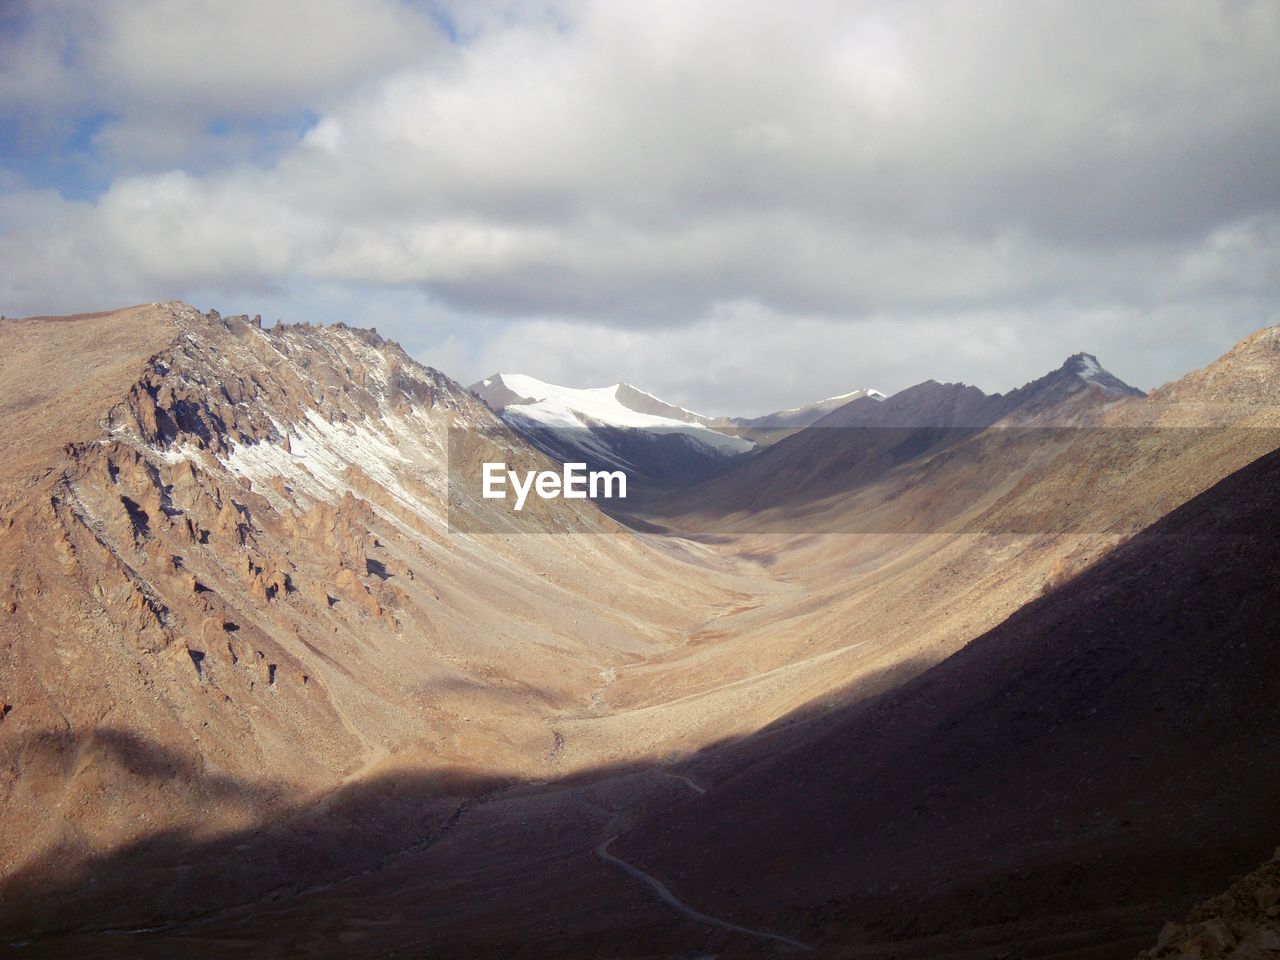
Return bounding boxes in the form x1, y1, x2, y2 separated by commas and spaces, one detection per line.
0, 111, 113, 201
203, 107, 321, 168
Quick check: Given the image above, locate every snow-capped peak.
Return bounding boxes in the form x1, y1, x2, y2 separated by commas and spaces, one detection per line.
470, 373, 754, 457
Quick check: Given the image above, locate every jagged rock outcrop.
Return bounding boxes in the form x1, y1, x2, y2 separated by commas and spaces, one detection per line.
1139, 850, 1280, 960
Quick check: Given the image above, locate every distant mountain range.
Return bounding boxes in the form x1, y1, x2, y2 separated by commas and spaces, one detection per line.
470, 374, 895, 482
644, 351, 1152, 524
471, 353, 1142, 488
810, 351, 1144, 429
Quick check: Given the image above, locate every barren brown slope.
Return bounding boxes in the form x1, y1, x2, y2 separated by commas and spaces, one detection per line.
618, 443, 1280, 958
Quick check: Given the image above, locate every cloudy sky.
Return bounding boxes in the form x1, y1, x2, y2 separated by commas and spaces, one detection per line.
2, 0, 1279, 415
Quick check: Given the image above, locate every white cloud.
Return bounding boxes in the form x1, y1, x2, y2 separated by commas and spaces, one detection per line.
1, 0, 439, 114
1, 0, 1279, 409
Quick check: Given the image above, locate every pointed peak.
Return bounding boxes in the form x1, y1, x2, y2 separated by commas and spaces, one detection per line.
1060, 353, 1144, 397
1063, 351, 1100, 368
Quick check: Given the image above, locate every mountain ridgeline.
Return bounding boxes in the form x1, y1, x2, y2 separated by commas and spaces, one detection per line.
472, 353, 1146, 504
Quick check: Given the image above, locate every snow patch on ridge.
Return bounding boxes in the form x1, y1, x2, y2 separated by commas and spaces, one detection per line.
1076, 354, 1105, 385
223, 410, 442, 520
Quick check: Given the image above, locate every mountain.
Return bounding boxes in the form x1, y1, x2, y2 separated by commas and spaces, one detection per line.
3, 308, 1278, 959
813, 351, 1145, 429
471, 372, 720, 430
0, 303, 732, 939
639, 351, 1152, 526
470, 372, 752, 485
469, 374, 893, 475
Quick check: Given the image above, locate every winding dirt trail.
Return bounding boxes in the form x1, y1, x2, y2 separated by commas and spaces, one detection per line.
594, 835, 813, 951
653, 768, 706, 794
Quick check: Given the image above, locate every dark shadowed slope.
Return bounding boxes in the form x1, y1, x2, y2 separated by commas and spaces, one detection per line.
621, 444, 1280, 957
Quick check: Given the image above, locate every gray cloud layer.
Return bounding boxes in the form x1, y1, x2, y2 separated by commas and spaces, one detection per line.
2, 0, 1278, 414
